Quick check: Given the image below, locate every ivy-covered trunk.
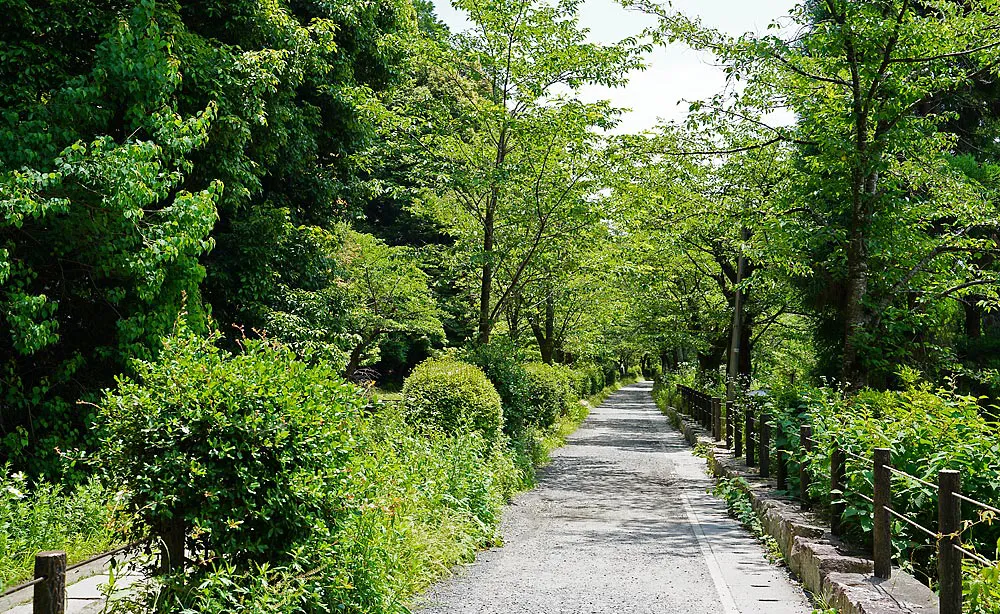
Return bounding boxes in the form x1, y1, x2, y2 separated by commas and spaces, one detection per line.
842, 164, 876, 389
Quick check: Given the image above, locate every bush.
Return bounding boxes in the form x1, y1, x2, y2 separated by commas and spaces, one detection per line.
523, 363, 574, 429
462, 341, 534, 438
101, 332, 525, 613
572, 364, 604, 397
121, 406, 522, 613
402, 357, 503, 443
99, 329, 366, 570
568, 368, 590, 398
0, 470, 119, 591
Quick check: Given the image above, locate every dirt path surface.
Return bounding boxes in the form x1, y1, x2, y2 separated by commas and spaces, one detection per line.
415, 381, 812, 614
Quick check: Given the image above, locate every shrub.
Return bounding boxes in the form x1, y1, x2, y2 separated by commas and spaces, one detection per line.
572, 364, 604, 396
462, 341, 534, 438
98, 329, 366, 570
120, 406, 522, 613
101, 333, 525, 613
568, 368, 590, 398
401, 357, 503, 443
523, 363, 574, 429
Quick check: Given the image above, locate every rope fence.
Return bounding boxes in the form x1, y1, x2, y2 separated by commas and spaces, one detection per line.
1, 540, 146, 614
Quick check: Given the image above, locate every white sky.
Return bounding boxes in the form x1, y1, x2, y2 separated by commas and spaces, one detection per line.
430, 0, 799, 134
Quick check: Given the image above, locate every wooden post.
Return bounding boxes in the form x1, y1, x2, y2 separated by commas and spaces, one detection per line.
800, 425, 813, 509
745, 407, 755, 466
938, 470, 962, 614
712, 397, 722, 441
775, 423, 787, 491
732, 401, 742, 457
159, 519, 186, 575
726, 400, 734, 449
759, 414, 771, 479
34, 551, 66, 614
831, 445, 845, 536
873, 448, 892, 579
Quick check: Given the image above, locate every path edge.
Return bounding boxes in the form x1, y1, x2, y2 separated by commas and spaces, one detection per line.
661, 403, 939, 614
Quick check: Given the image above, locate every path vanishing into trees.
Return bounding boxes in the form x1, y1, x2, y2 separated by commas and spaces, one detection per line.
417, 382, 812, 614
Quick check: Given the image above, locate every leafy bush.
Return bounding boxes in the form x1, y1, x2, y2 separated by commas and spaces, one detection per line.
523, 362, 574, 429
119, 405, 522, 613
568, 368, 591, 398
100, 331, 526, 613
571, 364, 604, 396
461, 341, 534, 438
99, 329, 366, 569
0, 469, 119, 590
653, 364, 697, 409
402, 357, 503, 443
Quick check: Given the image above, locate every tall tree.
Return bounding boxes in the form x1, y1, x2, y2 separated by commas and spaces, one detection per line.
423, 0, 644, 343
632, 0, 1000, 387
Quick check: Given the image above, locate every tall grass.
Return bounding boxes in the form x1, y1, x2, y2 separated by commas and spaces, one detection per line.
0, 467, 119, 590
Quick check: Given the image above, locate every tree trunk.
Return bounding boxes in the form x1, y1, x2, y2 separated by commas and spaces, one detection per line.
478, 128, 508, 345
842, 169, 874, 388
528, 287, 557, 364
965, 299, 983, 339
478, 204, 495, 344
344, 333, 376, 380
542, 293, 555, 364
727, 229, 750, 400
739, 316, 752, 379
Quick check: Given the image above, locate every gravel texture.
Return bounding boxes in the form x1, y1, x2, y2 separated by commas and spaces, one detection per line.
415, 381, 813, 614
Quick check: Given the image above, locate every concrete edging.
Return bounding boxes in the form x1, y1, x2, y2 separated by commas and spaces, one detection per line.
665, 405, 938, 614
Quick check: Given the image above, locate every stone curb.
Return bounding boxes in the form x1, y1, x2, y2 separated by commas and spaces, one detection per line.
665, 405, 939, 614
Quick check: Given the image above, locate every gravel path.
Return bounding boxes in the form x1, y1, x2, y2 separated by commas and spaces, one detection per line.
415, 381, 812, 614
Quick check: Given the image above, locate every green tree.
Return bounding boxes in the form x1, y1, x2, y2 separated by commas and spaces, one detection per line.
338, 229, 444, 380
633, 0, 1000, 386
420, 0, 644, 344
1, 1, 220, 474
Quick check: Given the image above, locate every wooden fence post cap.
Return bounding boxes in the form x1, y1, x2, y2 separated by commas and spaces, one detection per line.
35, 551, 66, 560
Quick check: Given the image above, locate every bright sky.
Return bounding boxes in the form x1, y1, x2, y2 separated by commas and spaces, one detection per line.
430, 0, 799, 134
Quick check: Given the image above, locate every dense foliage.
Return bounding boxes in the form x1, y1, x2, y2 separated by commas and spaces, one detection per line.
99, 329, 365, 566
9, 0, 1000, 609
401, 357, 503, 444
523, 362, 575, 430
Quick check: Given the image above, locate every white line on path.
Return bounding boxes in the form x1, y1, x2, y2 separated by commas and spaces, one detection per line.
679, 488, 741, 614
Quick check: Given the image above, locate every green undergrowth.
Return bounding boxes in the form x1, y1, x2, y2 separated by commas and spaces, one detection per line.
713, 477, 783, 565
88, 331, 631, 613
0, 469, 121, 591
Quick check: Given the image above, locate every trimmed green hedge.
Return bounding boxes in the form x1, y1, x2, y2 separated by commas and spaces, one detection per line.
523, 362, 575, 429
571, 364, 605, 396
402, 358, 504, 443
462, 342, 534, 438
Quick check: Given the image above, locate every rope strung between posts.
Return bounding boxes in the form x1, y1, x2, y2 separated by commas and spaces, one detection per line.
0, 539, 146, 598
0, 575, 46, 598
953, 492, 1000, 516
